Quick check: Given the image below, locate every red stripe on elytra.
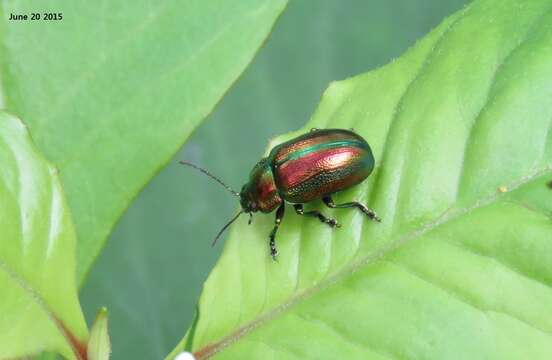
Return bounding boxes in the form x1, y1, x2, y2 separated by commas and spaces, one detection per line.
278, 146, 363, 189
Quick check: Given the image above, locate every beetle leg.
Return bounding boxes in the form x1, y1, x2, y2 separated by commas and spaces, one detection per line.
269, 203, 286, 261
323, 195, 381, 222
294, 204, 340, 228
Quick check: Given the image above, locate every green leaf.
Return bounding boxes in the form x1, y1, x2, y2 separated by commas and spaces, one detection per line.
170, 0, 552, 358
0, 112, 87, 359
88, 307, 111, 360
0, 0, 288, 283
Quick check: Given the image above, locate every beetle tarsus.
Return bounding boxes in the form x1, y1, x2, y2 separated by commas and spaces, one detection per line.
269, 203, 285, 261
270, 246, 278, 261
322, 195, 381, 222
327, 218, 341, 228
293, 204, 340, 228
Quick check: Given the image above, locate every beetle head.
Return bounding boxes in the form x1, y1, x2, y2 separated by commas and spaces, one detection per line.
239, 184, 259, 213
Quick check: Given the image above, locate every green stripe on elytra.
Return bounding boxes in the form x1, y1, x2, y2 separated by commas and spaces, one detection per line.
274, 139, 367, 165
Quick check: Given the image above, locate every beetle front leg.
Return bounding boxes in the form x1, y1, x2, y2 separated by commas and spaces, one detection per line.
323, 195, 381, 222
269, 203, 286, 261
293, 204, 340, 228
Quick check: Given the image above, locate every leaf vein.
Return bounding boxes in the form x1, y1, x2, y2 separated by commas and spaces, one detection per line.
365, 5, 471, 229
456, 2, 552, 199
387, 260, 552, 337
443, 225, 552, 289
293, 313, 399, 360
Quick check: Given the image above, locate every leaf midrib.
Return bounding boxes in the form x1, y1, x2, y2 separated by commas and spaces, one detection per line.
194, 164, 552, 358
0, 257, 84, 359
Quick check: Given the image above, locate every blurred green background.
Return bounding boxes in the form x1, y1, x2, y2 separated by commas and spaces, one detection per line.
80, 1, 468, 358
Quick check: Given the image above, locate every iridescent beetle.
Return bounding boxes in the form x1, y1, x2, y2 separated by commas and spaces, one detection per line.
180, 128, 380, 260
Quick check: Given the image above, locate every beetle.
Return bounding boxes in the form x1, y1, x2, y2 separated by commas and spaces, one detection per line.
180, 128, 380, 260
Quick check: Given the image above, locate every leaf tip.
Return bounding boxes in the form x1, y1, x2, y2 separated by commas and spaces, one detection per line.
87, 307, 111, 360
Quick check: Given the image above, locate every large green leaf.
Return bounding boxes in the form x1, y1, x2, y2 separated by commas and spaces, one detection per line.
169, 0, 552, 358
0, 112, 87, 359
0, 0, 287, 282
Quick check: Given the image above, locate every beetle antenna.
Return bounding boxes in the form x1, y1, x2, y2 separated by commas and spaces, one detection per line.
179, 160, 240, 197
212, 210, 243, 247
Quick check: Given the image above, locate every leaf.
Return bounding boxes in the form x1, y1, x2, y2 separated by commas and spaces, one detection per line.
0, 0, 288, 283
0, 112, 88, 359
88, 307, 111, 360
169, 0, 552, 358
